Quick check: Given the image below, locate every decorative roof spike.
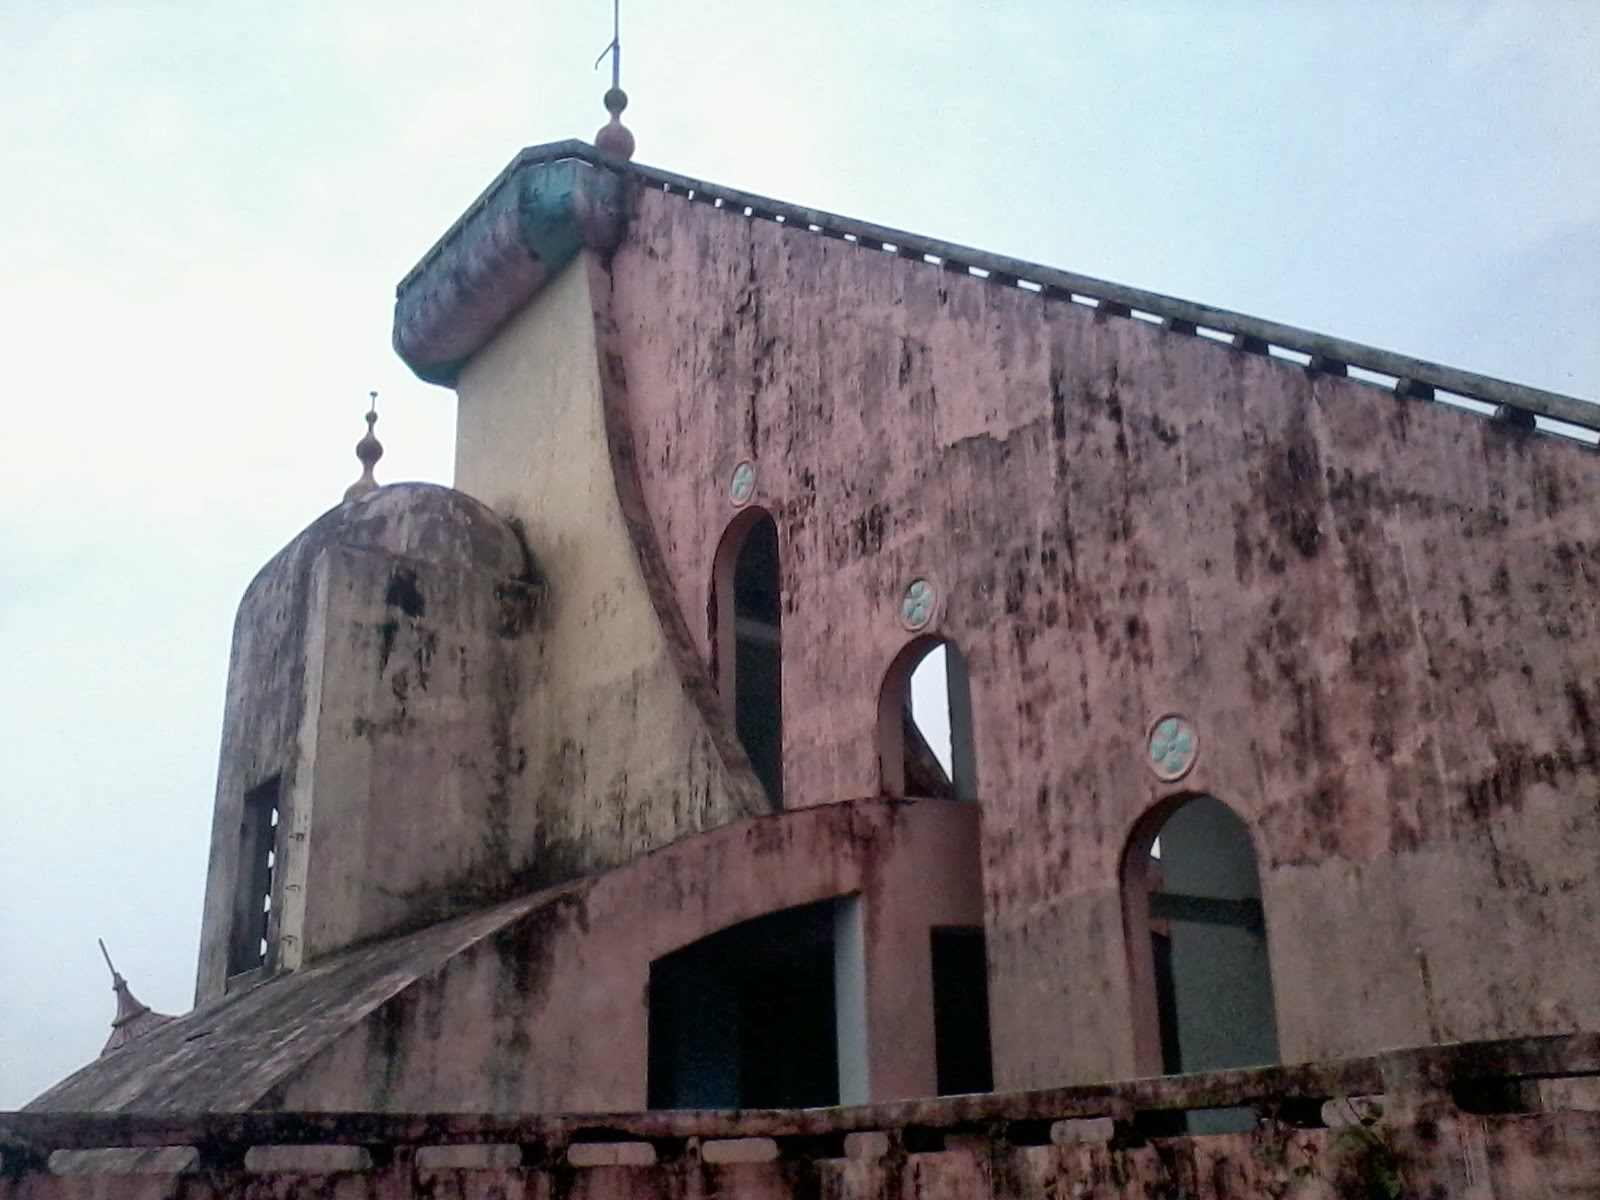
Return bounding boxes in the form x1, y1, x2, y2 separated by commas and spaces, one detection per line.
595, 87, 635, 161
343, 391, 384, 502
593, 0, 634, 160
97, 939, 175, 1056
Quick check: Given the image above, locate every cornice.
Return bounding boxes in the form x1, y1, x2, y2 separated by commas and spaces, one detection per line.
393, 144, 629, 386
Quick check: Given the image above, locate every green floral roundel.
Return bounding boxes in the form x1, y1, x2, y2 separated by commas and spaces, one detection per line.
730, 462, 757, 505
901, 579, 935, 629
1147, 715, 1198, 781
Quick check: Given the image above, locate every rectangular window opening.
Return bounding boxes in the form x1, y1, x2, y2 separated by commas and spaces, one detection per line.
930, 927, 993, 1096
229, 775, 280, 976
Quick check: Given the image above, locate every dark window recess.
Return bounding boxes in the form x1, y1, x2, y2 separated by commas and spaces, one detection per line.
733, 516, 783, 807
648, 900, 837, 1110
229, 776, 280, 976
1152, 929, 1181, 1074
931, 927, 994, 1095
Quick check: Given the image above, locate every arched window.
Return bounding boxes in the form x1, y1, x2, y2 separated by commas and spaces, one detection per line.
1123, 795, 1280, 1086
712, 511, 783, 808
877, 638, 977, 801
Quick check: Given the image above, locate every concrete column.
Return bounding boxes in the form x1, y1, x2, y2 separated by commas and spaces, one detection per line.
834, 895, 869, 1105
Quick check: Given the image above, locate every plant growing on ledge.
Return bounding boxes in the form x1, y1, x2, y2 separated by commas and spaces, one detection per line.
1329, 1098, 1403, 1200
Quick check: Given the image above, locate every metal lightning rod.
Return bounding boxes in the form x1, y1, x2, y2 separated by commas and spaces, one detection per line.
595, 0, 621, 88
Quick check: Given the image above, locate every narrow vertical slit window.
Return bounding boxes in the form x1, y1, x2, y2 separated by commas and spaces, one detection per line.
229, 775, 280, 976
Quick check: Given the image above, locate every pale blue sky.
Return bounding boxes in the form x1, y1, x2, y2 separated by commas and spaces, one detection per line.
1, 1, 1596, 1106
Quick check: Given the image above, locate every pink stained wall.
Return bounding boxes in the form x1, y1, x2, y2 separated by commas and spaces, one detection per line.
270, 797, 983, 1112
600, 189, 1600, 1087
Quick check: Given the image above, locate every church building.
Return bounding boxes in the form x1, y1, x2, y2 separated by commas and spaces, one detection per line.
7, 86, 1600, 1199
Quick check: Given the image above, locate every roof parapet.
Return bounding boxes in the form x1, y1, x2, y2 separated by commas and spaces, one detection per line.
392, 142, 1597, 442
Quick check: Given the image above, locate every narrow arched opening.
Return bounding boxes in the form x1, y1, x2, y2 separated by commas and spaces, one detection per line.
1123, 795, 1280, 1091
876, 638, 991, 1094
877, 638, 977, 802
712, 510, 783, 808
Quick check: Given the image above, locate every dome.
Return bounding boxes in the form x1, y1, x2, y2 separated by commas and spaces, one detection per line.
242, 483, 531, 611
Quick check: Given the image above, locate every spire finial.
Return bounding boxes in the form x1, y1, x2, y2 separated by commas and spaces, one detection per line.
593, 0, 635, 160
98, 937, 123, 986
95, 940, 176, 1055
343, 391, 383, 502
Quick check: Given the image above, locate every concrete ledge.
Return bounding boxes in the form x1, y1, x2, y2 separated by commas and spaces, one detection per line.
4, 1033, 1598, 1197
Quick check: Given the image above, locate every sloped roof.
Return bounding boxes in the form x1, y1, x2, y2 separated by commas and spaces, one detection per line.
393, 140, 1598, 447
27, 889, 570, 1113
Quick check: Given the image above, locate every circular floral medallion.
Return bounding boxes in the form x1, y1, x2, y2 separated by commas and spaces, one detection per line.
1146, 714, 1199, 782
901, 579, 936, 630
729, 462, 757, 506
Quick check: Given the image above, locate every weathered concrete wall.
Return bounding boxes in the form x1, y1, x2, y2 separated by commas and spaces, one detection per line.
292, 543, 538, 963
268, 797, 981, 1112
450, 260, 763, 889
602, 185, 1600, 1087
196, 486, 534, 1002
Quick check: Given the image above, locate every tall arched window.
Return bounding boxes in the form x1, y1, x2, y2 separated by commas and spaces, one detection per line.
877, 637, 977, 802
712, 511, 783, 808
1123, 795, 1280, 1084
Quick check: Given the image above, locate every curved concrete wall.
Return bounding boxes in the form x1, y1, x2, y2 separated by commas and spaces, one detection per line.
269, 798, 982, 1112
450, 260, 764, 888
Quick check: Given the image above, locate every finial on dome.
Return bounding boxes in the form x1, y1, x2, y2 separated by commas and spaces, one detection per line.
97, 939, 175, 1056
596, 87, 635, 160
593, 0, 635, 160
343, 391, 383, 502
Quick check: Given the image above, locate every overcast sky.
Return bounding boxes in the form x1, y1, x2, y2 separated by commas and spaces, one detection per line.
1, 1, 1596, 1108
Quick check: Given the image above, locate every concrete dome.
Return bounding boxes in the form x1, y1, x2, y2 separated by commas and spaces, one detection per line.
241, 484, 531, 612
319, 483, 528, 578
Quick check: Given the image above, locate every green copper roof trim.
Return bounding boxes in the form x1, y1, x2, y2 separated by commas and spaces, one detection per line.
393, 144, 629, 386
515, 158, 586, 275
